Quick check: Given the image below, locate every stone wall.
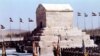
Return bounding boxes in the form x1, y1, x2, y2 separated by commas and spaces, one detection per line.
46, 11, 73, 29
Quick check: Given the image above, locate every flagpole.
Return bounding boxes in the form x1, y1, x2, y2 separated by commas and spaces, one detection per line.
91, 12, 97, 36
19, 18, 21, 41
77, 12, 81, 29
82, 13, 87, 56
1, 25, 6, 56
28, 18, 34, 33
2, 30, 6, 56
84, 13, 86, 32
10, 21, 12, 42
9, 18, 13, 42
98, 12, 100, 36
91, 14, 94, 36
28, 19, 30, 32
77, 17, 79, 29
84, 18, 86, 31
77, 12, 79, 29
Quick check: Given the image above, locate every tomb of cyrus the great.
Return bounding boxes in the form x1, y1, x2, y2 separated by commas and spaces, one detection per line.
32, 4, 97, 56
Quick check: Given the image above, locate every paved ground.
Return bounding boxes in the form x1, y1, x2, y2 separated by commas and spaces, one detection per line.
0, 48, 55, 56
0, 48, 32, 56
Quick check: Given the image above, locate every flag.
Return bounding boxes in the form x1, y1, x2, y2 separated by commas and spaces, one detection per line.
99, 12, 100, 16
20, 18, 23, 22
28, 18, 33, 22
84, 13, 88, 17
1, 25, 5, 29
92, 12, 96, 16
9, 18, 13, 22
77, 12, 81, 16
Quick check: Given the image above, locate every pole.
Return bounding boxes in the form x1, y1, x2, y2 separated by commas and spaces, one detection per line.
1, 29, 6, 56
91, 16, 96, 43
10, 22, 12, 42
91, 16, 93, 36
98, 15, 99, 35
19, 20, 21, 41
77, 17, 79, 29
28, 18, 34, 33
84, 17, 86, 32
28, 21, 30, 33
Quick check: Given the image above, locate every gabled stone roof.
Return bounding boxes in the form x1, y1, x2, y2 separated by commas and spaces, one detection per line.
39, 4, 73, 12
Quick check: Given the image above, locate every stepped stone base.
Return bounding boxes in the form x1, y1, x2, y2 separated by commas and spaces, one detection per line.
34, 27, 97, 56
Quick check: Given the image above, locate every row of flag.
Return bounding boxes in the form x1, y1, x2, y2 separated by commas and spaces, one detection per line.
77, 12, 100, 17
1, 25, 5, 29
0, 18, 34, 29
9, 18, 34, 22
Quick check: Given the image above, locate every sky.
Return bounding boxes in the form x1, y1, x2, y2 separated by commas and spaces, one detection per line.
0, 0, 100, 30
